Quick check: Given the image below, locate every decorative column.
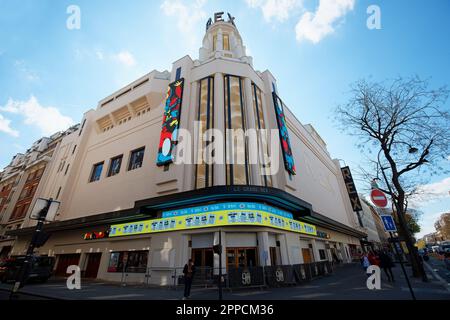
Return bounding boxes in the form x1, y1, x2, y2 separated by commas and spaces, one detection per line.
213, 73, 226, 186
310, 239, 320, 262
277, 234, 290, 265
244, 78, 262, 186
257, 231, 271, 266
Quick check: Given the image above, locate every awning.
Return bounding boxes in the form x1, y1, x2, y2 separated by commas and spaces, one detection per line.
6, 185, 365, 239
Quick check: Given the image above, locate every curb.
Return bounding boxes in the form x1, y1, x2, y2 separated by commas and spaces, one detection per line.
423, 261, 450, 293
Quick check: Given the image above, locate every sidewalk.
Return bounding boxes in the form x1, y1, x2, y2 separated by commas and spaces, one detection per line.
1, 263, 449, 300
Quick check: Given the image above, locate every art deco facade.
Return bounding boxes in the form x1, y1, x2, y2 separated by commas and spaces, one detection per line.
1, 15, 366, 284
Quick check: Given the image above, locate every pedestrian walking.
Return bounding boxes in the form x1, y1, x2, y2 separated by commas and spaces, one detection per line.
362, 253, 370, 274
182, 259, 196, 300
378, 250, 395, 282
368, 251, 380, 266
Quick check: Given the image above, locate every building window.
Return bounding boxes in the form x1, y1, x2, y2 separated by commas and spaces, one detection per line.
72, 145, 77, 154
252, 83, 272, 187
224, 75, 249, 185
128, 147, 145, 171
107, 251, 148, 273
64, 164, 70, 176
213, 34, 217, 51
195, 77, 214, 189
175, 67, 182, 81
319, 249, 327, 261
107, 155, 123, 177
223, 34, 230, 51
56, 187, 62, 200
89, 162, 104, 182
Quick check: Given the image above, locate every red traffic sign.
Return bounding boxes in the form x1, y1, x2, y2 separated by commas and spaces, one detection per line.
371, 189, 388, 208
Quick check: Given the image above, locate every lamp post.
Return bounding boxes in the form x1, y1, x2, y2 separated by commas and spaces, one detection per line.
10, 198, 60, 299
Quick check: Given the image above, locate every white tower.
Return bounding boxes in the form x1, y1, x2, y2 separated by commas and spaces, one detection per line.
198, 13, 253, 67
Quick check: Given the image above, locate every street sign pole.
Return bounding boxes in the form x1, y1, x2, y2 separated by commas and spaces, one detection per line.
389, 232, 416, 300
9, 199, 51, 300
218, 230, 223, 301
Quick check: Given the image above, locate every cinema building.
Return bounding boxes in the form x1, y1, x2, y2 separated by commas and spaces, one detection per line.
4, 14, 366, 285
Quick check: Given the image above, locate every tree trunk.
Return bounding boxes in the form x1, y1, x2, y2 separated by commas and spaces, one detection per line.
395, 195, 427, 280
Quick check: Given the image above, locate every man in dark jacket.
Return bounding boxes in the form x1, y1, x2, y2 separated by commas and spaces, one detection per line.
378, 251, 395, 282
183, 259, 196, 299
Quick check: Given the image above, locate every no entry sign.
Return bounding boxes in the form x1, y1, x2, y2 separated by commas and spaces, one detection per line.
371, 189, 388, 208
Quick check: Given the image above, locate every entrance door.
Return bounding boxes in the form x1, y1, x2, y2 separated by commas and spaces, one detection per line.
227, 248, 258, 269
55, 254, 81, 276
270, 247, 279, 266
302, 248, 313, 264
192, 248, 214, 268
84, 253, 102, 278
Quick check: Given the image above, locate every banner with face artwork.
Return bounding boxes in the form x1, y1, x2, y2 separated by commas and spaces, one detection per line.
272, 92, 296, 175
156, 78, 185, 166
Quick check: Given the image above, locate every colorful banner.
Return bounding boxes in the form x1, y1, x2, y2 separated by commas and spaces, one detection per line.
162, 202, 293, 219
156, 78, 185, 166
109, 210, 316, 238
272, 92, 296, 175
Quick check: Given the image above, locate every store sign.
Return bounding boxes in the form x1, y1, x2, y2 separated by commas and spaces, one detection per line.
156, 78, 185, 166
83, 230, 109, 240
109, 209, 317, 238
162, 202, 293, 219
340, 166, 362, 212
206, 12, 236, 31
316, 231, 330, 239
272, 92, 296, 175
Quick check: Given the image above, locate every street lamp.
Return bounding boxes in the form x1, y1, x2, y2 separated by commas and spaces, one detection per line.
10, 198, 60, 299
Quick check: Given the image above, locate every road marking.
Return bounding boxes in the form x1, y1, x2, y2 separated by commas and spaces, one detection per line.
233, 291, 270, 296
89, 294, 145, 300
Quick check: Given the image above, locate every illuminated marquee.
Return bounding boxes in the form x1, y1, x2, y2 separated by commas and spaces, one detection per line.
162, 202, 293, 219
272, 92, 296, 175
109, 208, 316, 238
156, 78, 185, 166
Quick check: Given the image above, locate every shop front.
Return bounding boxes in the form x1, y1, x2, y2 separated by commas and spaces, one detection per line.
7, 186, 365, 286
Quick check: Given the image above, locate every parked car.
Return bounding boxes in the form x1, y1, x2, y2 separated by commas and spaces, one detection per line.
0, 255, 55, 283
438, 244, 450, 255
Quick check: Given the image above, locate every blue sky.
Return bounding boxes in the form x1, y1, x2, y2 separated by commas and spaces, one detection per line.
0, 0, 449, 237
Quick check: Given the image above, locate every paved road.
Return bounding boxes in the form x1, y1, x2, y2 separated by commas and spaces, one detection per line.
425, 256, 450, 284
1, 263, 449, 300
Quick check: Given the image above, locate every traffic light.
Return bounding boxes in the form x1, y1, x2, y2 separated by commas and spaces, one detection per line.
213, 244, 222, 255
35, 231, 51, 248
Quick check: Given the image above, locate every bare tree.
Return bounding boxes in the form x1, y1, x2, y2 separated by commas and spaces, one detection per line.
335, 76, 450, 279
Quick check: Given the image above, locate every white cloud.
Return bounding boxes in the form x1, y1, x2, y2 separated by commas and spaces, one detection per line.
246, 0, 302, 22
417, 211, 447, 239
0, 96, 74, 136
0, 114, 19, 137
295, 0, 355, 44
114, 51, 136, 67
160, 0, 207, 48
410, 177, 450, 206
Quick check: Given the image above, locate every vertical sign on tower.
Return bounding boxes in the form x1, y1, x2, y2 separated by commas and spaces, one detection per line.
156, 78, 185, 166
272, 92, 296, 175
341, 166, 362, 212
341, 166, 364, 228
